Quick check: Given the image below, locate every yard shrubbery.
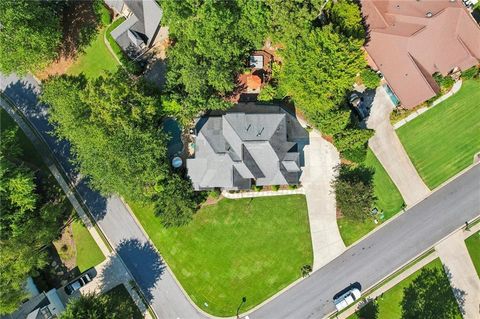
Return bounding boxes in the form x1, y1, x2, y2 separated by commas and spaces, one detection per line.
360, 67, 381, 89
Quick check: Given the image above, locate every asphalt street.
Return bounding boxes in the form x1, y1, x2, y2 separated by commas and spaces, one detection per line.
250, 164, 480, 319
2, 73, 479, 319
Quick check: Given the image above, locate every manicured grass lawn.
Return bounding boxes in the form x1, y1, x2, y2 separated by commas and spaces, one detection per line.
338, 149, 405, 246
129, 195, 313, 316
348, 258, 461, 319
397, 80, 480, 189
104, 284, 142, 319
72, 220, 105, 272
465, 231, 480, 278
67, 27, 119, 79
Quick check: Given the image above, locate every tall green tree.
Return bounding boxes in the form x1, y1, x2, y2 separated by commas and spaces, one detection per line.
401, 268, 461, 319
0, 0, 63, 75
327, 0, 365, 39
0, 127, 65, 314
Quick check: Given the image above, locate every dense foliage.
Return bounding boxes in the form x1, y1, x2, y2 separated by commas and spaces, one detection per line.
360, 68, 381, 89
0, 0, 63, 75
61, 288, 141, 319
41, 71, 197, 226
401, 268, 461, 319
333, 164, 375, 221
0, 127, 65, 314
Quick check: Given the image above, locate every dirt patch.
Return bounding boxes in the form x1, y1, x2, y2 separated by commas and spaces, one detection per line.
201, 195, 223, 207
52, 223, 77, 271
36, 1, 103, 80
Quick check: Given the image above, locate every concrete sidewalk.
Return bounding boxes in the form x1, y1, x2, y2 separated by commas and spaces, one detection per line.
300, 130, 345, 270
367, 86, 430, 206
436, 228, 480, 319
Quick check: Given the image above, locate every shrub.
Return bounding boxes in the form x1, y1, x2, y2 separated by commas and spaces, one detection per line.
252, 185, 263, 192
333, 164, 375, 221
271, 185, 280, 191
360, 68, 381, 89
288, 184, 298, 190
257, 84, 277, 102
433, 73, 455, 93
461, 66, 479, 80
208, 188, 221, 199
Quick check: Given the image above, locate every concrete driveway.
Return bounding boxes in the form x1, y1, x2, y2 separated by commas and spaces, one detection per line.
300, 130, 345, 270
366, 86, 430, 206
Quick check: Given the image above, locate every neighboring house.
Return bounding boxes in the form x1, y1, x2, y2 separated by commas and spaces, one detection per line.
361, 0, 480, 108
187, 104, 308, 190
1, 279, 65, 319
104, 0, 163, 58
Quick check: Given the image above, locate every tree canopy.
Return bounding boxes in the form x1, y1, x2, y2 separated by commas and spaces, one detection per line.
41, 71, 198, 226
0, 127, 65, 314
0, 0, 63, 75
401, 268, 461, 319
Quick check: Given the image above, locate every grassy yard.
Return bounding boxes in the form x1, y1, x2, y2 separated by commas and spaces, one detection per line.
72, 220, 105, 272
465, 231, 480, 278
129, 195, 313, 316
67, 26, 119, 79
348, 258, 461, 319
104, 284, 143, 319
338, 149, 405, 246
397, 79, 480, 189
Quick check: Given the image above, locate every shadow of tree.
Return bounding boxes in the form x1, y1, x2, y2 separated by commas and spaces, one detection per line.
443, 266, 466, 316
357, 298, 378, 319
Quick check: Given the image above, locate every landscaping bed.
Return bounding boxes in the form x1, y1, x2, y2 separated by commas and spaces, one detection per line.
129, 195, 312, 316
397, 79, 480, 189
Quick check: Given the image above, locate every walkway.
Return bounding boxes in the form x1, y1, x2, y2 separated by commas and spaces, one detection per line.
436, 227, 480, 319
221, 188, 304, 199
393, 80, 463, 129
366, 85, 430, 206
300, 129, 345, 270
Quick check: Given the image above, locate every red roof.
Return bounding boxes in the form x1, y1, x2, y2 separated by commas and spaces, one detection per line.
362, 0, 480, 108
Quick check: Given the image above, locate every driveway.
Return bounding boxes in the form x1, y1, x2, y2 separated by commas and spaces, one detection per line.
366, 86, 430, 206
250, 164, 480, 319
0, 73, 206, 319
300, 130, 345, 270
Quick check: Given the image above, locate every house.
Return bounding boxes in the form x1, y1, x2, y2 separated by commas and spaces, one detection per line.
187, 104, 308, 190
361, 0, 480, 108
1, 279, 65, 319
104, 0, 163, 58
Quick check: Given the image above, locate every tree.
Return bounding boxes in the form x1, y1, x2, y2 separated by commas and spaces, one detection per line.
278, 25, 366, 116
41, 72, 170, 201
333, 128, 374, 163
163, 0, 269, 118
0, 127, 65, 314
401, 268, 461, 319
0, 0, 63, 75
333, 164, 375, 221
327, 0, 365, 39
61, 288, 140, 319
360, 68, 381, 89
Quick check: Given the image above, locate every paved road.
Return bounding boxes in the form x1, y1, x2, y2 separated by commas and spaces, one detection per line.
250, 164, 480, 319
2, 73, 479, 319
0, 74, 206, 319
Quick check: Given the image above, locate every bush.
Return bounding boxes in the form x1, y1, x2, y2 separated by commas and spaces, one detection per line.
288, 184, 298, 190
433, 73, 455, 93
93, 0, 112, 26
461, 66, 479, 80
271, 185, 280, 191
333, 164, 375, 221
208, 188, 221, 199
257, 84, 277, 102
360, 68, 381, 89
252, 185, 263, 192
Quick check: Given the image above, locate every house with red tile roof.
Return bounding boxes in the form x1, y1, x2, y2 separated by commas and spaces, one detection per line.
361, 0, 480, 108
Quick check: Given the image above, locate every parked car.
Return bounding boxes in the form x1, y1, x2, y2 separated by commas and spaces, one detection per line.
349, 92, 369, 120
333, 286, 362, 311
64, 273, 92, 295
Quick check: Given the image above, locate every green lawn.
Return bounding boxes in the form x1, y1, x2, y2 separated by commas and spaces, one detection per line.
397, 80, 480, 189
465, 231, 480, 278
67, 26, 119, 79
338, 149, 405, 246
72, 220, 105, 272
348, 258, 461, 319
129, 195, 313, 316
104, 284, 142, 319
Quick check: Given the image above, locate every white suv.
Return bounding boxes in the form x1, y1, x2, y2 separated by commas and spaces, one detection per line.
333, 287, 361, 311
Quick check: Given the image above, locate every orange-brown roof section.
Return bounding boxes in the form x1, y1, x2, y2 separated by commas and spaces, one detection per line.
362, 0, 480, 108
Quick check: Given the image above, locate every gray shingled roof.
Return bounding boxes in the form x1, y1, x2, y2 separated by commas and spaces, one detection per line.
187, 104, 307, 190
109, 0, 163, 57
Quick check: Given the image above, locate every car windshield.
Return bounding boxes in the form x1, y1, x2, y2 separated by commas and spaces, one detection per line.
71, 281, 81, 290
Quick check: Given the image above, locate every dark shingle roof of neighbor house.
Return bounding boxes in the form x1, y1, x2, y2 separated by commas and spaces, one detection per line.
109, 0, 163, 57
187, 104, 308, 190
361, 0, 480, 109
